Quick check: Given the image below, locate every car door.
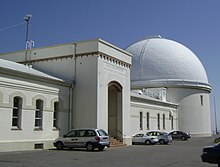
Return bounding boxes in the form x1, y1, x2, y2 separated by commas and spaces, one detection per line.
133, 134, 144, 143
73, 130, 87, 148
62, 130, 77, 148
171, 131, 178, 139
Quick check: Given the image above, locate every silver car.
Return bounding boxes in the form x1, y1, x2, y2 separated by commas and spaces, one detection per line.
53, 128, 110, 151
147, 131, 172, 144
132, 133, 158, 145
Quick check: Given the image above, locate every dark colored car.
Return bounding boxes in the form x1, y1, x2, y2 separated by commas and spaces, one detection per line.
214, 136, 220, 143
201, 142, 220, 166
169, 130, 191, 140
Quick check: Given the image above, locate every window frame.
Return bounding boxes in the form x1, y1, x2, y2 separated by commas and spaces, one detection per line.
12, 96, 22, 129
200, 95, 204, 106
157, 113, 160, 130
139, 112, 143, 130
146, 112, 150, 130
35, 99, 43, 130
53, 101, 59, 129
163, 114, 166, 130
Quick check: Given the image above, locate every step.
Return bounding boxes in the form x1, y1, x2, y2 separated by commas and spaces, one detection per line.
109, 138, 127, 147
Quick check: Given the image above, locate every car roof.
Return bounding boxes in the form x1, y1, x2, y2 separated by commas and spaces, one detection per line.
70, 128, 102, 131
147, 131, 164, 133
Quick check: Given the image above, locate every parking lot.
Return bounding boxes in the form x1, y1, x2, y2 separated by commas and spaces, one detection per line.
0, 136, 218, 167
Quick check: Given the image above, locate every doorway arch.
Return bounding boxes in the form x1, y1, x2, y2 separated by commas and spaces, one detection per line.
108, 81, 123, 139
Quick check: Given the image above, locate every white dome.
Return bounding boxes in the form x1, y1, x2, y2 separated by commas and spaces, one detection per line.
126, 36, 211, 90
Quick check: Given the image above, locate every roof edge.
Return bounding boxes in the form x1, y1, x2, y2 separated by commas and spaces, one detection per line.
131, 79, 212, 92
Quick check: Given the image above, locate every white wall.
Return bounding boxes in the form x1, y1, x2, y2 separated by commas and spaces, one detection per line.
178, 93, 211, 136
0, 74, 70, 152
73, 55, 98, 128
166, 87, 212, 136
130, 100, 177, 135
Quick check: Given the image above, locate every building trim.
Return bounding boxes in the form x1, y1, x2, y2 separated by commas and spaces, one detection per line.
0, 67, 71, 87
131, 79, 212, 92
17, 51, 131, 68
131, 95, 178, 108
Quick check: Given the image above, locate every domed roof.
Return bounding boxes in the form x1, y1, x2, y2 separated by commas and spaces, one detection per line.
125, 36, 211, 90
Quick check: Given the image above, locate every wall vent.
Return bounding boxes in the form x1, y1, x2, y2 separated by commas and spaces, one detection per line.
34, 143, 44, 149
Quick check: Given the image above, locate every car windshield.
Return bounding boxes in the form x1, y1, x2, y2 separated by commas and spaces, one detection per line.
97, 129, 108, 136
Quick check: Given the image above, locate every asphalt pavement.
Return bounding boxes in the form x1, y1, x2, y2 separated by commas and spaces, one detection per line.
0, 135, 218, 167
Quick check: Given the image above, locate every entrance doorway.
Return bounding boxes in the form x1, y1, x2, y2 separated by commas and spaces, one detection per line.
108, 81, 122, 139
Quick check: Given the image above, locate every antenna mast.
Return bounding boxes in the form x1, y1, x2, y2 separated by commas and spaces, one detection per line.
24, 14, 32, 65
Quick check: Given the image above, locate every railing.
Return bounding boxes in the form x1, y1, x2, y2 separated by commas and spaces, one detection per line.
109, 129, 126, 140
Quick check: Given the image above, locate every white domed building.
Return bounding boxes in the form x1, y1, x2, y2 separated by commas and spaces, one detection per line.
0, 37, 212, 152
126, 36, 212, 136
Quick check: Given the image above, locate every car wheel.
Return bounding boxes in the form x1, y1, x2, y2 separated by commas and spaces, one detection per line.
98, 146, 105, 151
56, 141, 64, 150
86, 143, 94, 151
181, 136, 187, 140
159, 139, 165, 145
145, 140, 151, 145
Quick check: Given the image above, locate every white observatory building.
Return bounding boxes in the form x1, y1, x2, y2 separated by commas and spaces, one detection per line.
126, 36, 212, 136
0, 36, 212, 152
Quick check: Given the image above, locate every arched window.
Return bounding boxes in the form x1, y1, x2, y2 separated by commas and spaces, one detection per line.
12, 96, 22, 128
53, 102, 59, 129
35, 99, 43, 129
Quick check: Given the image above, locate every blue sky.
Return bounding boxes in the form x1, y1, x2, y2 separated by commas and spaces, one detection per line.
1, 0, 220, 132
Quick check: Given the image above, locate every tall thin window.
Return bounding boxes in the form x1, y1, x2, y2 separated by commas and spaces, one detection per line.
53, 102, 59, 128
171, 116, 174, 130
146, 112, 150, 130
35, 99, 43, 129
140, 112, 143, 130
200, 95, 203, 106
163, 114, 165, 130
12, 96, 22, 128
157, 113, 160, 130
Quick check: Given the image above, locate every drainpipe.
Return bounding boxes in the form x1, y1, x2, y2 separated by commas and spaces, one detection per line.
68, 43, 77, 131
68, 84, 73, 131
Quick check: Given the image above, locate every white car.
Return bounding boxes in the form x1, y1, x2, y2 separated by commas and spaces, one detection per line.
53, 128, 110, 151
132, 133, 158, 145
147, 131, 172, 144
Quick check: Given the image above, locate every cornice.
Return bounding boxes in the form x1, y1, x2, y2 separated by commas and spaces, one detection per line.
18, 51, 132, 69
76, 51, 131, 68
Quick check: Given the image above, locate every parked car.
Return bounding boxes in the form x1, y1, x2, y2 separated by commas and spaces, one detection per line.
214, 136, 220, 143
147, 131, 172, 144
132, 133, 158, 145
169, 130, 191, 140
201, 142, 220, 166
53, 128, 110, 151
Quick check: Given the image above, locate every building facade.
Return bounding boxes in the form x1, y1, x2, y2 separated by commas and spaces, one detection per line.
0, 37, 211, 152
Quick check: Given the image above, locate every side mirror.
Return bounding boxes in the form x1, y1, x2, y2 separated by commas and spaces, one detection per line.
63, 134, 67, 138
